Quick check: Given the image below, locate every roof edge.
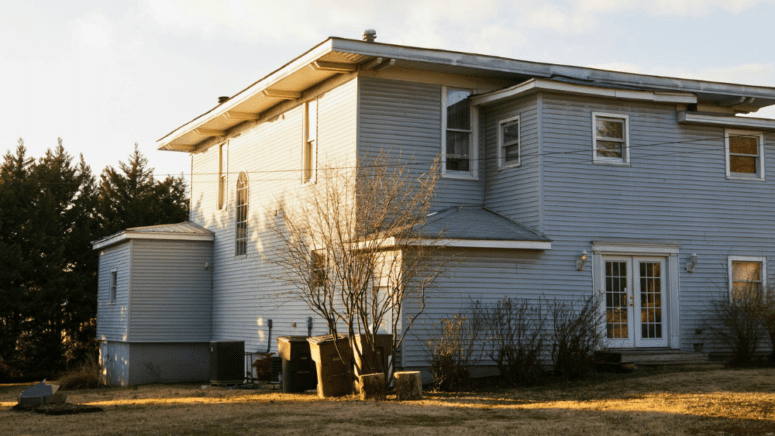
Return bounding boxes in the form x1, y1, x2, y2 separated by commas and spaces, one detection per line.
157, 38, 335, 150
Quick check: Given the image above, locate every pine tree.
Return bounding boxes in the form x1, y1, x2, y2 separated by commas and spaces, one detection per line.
97, 144, 188, 237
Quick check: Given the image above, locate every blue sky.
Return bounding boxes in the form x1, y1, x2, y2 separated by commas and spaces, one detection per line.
1, 0, 773, 183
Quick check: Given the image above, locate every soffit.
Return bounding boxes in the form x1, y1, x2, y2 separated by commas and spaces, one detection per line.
158, 38, 775, 152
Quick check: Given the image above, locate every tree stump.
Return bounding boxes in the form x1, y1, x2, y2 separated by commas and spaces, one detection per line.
394, 371, 422, 401
358, 373, 386, 401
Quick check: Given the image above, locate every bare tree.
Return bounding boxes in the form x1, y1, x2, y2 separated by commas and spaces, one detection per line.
268, 153, 445, 390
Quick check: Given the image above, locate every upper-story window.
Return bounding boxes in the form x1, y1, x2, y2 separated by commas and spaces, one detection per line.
593, 113, 629, 165
498, 116, 520, 168
303, 99, 318, 184
726, 129, 764, 180
728, 256, 766, 301
218, 142, 227, 210
235, 171, 248, 256
442, 87, 478, 178
109, 269, 117, 304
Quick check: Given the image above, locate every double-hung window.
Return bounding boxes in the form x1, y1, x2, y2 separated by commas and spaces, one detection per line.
725, 129, 764, 180
442, 87, 478, 178
235, 172, 249, 256
498, 116, 520, 168
303, 99, 317, 184
593, 113, 629, 164
728, 256, 766, 301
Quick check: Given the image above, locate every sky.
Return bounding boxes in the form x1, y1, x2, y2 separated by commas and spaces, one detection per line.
1, 0, 774, 185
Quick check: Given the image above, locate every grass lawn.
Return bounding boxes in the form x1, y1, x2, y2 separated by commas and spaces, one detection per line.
2, 367, 775, 435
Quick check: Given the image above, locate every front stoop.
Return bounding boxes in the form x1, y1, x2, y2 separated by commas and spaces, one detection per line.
596, 349, 723, 369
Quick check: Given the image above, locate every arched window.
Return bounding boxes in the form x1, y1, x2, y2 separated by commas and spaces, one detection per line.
235, 172, 248, 256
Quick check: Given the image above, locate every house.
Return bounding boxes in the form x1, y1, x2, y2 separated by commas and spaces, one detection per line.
93, 31, 775, 385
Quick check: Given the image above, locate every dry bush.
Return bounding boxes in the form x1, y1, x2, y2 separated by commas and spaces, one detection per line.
708, 284, 766, 366
478, 297, 545, 386
550, 294, 604, 380
252, 353, 274, 382
426, 313, 483, 391
56, 357, 103, 390
762, 292, 775, 361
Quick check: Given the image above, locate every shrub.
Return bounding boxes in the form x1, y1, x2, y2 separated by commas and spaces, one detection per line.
550, 294, 604, 380
762, 292, 775, 362
708, 284, 766, 366
426, 313, 483, 391
252, 352, 274, 382
478, 297, 545, 386
55, 357, 103, 390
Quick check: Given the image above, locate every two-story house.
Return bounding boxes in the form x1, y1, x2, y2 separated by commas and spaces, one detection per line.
93, 32, 775, 385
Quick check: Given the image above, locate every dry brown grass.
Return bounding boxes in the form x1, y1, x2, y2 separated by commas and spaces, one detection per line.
2, 368, 775, 435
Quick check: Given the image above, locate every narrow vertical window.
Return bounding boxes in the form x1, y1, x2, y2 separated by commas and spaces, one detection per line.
443, 88, 473, 173
303, 99, 317, 184
218, 143, 227, 210
311, 252, 326, 288
498, 116, 520, 168
109, 269, 117, 304
235, 172, 248, 256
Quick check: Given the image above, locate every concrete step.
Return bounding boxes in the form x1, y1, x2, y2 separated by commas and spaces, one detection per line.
596, 349, 711, 366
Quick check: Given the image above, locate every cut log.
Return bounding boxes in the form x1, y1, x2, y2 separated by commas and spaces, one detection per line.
394, 371, 422, 401
358, 373, 386, 401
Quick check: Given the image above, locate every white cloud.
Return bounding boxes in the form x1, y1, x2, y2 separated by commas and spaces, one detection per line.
70, 12, 115, 50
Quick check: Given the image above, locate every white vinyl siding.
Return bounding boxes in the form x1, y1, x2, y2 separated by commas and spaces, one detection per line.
96, 242, 131, 342
358, 77, 484, 209
189, 76, 358, 354
128, 239, 213, 342
538, 93, 775, 354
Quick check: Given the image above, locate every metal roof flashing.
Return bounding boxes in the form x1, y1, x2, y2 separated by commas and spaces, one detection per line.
157, 37, 775, 151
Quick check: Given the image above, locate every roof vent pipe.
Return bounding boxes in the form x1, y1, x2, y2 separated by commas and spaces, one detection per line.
218, 96, 230, 104
362, 29, 376, 42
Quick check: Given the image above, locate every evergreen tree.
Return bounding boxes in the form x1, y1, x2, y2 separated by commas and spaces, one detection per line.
0, 139, 98, 377
97, 145, 188, 237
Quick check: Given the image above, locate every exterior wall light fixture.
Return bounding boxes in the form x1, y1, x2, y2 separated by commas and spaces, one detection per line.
686, 253, 698, 273
576, 251, 589, 271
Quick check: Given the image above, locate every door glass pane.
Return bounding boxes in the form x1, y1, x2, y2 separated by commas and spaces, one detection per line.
639, 261, 662, 339
606, 261, 628, 339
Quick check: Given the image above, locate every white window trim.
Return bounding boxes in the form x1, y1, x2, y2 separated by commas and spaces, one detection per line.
728, 255, 767, 301
441, 86, 479, 180
302, 99, 318, 185
109, 269, 117, 304
592, 112, 630, 165
725, 129, 765, 181
218, 141, 228, 211
497, 115, 521, 169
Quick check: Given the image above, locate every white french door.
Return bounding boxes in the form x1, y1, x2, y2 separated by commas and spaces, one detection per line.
602, 256, 669, 348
